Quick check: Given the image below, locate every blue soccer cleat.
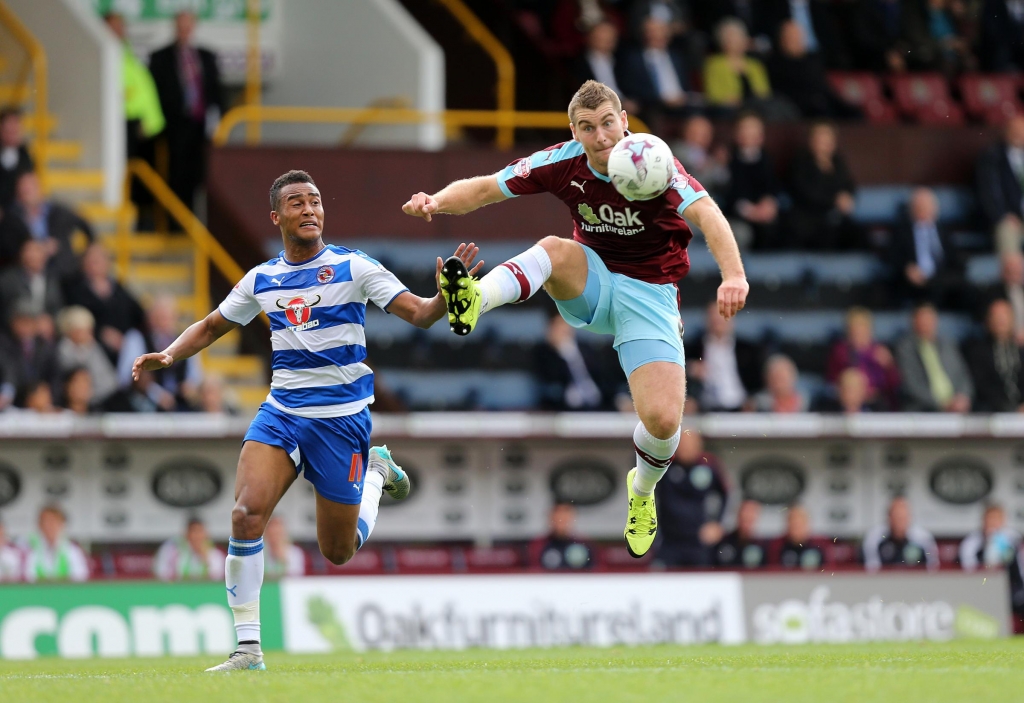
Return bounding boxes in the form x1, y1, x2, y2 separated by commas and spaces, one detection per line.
368, 445, 411, 500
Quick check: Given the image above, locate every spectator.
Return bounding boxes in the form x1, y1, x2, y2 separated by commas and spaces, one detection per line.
964, 298, 1024, 412
628, 0, 689, 39
672, 115, 730, 202
101, 368, 173, 413
978, 0, 1024, 71
149, 11, 225, 214
715, 498, 766, 568
56, 306, 119, 404
121, 295, 202, 409
767, 22, 861, 120
0, 107, 33, 213
814, 367, 880, 413
0, 239, 63, 323
153, 517, 225, 581
264, 516, 306, 579
960, 504, 1020, 571
0, 516, 22, 581
64, 243, 145, 367
21, 380, 63, 415
22, 504, 89, 582
695, 2, 761, 38
998, 251, 1024, 344
104, 12, 165, 165
863, 496, 939, 571
194, 374, 238, 415
850, 0, 930, 72
618, 17, 694, 127
531, 502, 594, 570
758, 0, 852, 68
787, 121, 862, 250
61, 367, 94, 416
921, 0, 977, 72
654, 429, 729, 567
894, 302, 973, 412
575, 21, 637, 115
890, 188, 966, 309
772, 504, 827, 570
0, 171, 94, 281
549, 0, 625, 59
751, 354, 808, 412
536, 312, 607, 410
703, 19, 772, 112
686, 300, 762, 411
976, 114, 1024, 256
826, 307, 901, 410
726, 113, 780, 249
0, 298, 58, 406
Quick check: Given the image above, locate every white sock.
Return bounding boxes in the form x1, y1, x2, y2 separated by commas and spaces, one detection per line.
479, 244, 553, 313
632, 423, 680, 496
226, 537, 264, 646
356, 470, 384, 549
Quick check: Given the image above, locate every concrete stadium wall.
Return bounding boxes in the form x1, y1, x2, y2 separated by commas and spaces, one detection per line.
8, 0, 123, 205
254, 0, 444, 150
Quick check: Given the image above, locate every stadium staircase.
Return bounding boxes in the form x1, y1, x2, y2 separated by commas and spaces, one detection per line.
0, 15, 269, 413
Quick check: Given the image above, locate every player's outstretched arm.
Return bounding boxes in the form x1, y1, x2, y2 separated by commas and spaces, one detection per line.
402, 174, 508, 221
386, 243, 483, 328
683, 196, 749, 320
131, 310, 238, 381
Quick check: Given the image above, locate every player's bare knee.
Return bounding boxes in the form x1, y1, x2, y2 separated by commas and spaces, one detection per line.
230, 504, 265, 540
320, 542, 355, 566
538, 236, 571, 266
641, 408, 682, 440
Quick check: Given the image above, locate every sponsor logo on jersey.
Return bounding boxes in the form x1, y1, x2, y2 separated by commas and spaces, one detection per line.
512, 158, 532, 178
570, 180, 586, 194
316, 265, 335, 284
276, 294, 322, 331
671, 171, 689, 190
577, 203, 644, 235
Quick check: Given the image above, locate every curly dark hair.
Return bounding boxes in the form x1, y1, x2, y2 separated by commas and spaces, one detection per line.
269, 169, 316, 211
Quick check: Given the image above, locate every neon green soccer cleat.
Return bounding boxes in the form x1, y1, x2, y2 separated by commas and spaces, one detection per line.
439, 256, 482, 336
368, 445, 411, 500
624, 467, 658, 558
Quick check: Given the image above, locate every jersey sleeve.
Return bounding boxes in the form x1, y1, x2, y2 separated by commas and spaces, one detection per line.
665, 158, 709, 215
495, 149, 557, 198
217, 268, 262, 326
351, 252, 409, 312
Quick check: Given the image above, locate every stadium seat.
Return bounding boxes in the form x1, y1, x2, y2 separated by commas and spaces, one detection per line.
394, 547, 455, 573
957, 73, 1023, 125
887, 73, 965, 125
827, 72, 897, 123
463, 546, 523, 570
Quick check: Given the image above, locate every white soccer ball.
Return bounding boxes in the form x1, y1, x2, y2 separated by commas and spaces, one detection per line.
607, 133, 674, 201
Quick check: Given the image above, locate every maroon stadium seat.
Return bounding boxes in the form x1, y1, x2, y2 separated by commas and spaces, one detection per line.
463, 546, 522, 571
958, 73, 1023, 125
827, 72, 897, 124
394, 546, 454, 573
887, 73, 965, 125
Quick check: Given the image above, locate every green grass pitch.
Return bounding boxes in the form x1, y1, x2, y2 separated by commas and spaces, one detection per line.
2, 641, 1023, 703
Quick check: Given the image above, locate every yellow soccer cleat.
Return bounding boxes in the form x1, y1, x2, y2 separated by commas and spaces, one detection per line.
624, 467, 658, 558
439, 256, 482, 336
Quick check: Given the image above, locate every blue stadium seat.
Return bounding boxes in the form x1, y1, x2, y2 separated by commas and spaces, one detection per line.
853, 185, 974, 224
378, 370, 538, 410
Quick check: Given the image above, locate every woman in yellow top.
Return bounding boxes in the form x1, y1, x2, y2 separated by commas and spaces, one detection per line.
703, 18, 771, 108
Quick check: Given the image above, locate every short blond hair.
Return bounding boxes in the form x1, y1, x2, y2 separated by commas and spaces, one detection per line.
568, 80, 622, 124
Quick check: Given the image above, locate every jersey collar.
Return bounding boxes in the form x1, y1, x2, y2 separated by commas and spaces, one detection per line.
587, 162, 611, 182
279, 245, 330, 267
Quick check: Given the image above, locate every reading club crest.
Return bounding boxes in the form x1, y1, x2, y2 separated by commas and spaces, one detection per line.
316, 265, 335, 284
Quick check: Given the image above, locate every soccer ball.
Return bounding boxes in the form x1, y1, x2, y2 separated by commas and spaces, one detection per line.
607, 133, 674, 201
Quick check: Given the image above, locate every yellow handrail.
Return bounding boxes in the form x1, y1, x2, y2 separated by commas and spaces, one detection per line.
124, 159, 253, 324
245, 0, 261, 144
212, 105, 650, 147
0, 0, 48, 189
436, 0, 515, 149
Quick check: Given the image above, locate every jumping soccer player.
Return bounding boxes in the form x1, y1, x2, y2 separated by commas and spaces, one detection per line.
402, 80, 748, 559
132, 170, 482, 671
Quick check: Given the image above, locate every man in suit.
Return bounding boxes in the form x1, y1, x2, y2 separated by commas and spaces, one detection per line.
0, 172, 93, 283
535, 312, 617, 410
686, 300, 763, 411
894, 302, 973, 412
0, 239, 63, 325
889, 187, 965, 309
618, 17, 693, 127
149, 11, 224, 213
574, 21, 639, 115
979, 0, 1024, 71
977, 114, 1024, 255
758, 0, 851, 68
965, 298, 1024, 413
0, 298, 58, 407
0, 107, 33, 214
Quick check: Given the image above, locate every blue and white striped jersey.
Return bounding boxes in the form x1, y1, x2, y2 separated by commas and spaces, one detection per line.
218, 245, 408, 419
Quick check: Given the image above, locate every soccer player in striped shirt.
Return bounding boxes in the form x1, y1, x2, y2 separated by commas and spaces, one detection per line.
403, 80, 748, 560
132, 170, 482, 671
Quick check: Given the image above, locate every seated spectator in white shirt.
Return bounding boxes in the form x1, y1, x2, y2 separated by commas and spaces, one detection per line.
751, 354, 808, 413
153, 517, 226, 581
56, 306, 119, 404
960, 504, 1021, 571
686, 301, 762, 411
264, 516, 306, 579
22, 504, 90, 582
0, 517, 24, 582
863, 496, 939, 571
